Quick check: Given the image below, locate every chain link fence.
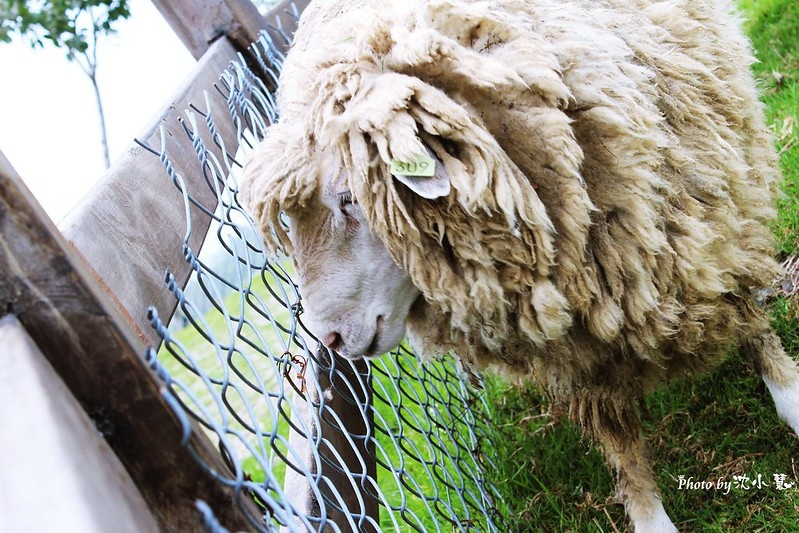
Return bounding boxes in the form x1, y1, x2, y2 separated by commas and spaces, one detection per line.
137, 6, 510, 531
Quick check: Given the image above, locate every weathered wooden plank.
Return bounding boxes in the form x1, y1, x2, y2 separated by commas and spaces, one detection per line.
0, 151, 260, 532
223, 0, 274, 53
149, 0, 254, 59
0, 315, 159, 533
150, 0, 304, 59
59, 37, 240, 349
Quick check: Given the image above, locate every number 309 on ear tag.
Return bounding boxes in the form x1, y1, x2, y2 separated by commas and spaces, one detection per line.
390, 153, 436, 177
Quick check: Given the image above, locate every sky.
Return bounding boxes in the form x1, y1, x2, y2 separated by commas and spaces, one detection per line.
0, 0, 196, 222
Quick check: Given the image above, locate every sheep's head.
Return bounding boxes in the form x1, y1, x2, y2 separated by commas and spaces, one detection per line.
242, 122, 452, 359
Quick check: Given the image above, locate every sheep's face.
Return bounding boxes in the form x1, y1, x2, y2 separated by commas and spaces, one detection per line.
286, 176, 421, 359
281, 152, 451, 359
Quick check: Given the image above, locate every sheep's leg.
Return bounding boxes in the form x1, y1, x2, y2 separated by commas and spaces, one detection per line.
742, 329, 799, 435
577, 382, 676, 532
595, 426, 677, 533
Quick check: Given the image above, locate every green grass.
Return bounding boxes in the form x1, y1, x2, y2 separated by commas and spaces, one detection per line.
485, 1, 799, 530
487, 352, 799, 531
739, 0, 799, 255
485, 380, 619, 530
370, 354, 504, 531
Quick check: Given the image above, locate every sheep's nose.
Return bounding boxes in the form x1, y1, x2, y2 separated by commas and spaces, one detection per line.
321, 331, 342, 352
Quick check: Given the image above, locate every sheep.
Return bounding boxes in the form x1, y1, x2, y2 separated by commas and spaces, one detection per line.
240, 0, 799, 530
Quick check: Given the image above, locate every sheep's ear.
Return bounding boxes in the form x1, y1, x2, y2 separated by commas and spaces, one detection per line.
390, 147, 451, 200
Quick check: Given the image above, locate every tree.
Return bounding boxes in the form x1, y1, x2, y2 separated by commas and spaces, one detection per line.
1, 0, 131, 168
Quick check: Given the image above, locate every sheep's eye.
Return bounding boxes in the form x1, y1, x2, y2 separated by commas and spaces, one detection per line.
337, 191, 355, 209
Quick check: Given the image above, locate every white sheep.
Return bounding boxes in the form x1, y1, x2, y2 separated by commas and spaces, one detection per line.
241, 0, 799, 530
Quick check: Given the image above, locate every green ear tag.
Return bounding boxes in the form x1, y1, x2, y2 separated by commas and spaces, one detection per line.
390, 153, 436, 177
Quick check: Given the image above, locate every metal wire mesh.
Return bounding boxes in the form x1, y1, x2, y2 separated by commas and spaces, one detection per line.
138, 6, 509, 531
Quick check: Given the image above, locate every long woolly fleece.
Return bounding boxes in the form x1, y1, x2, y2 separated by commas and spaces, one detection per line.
243, 0, 781, 431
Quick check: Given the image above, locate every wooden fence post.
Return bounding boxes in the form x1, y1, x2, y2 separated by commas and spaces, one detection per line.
150, 0, 303, 59
282, 350, 379, 532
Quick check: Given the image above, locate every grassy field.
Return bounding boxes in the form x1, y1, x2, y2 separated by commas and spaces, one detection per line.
485, 0, 799, 531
